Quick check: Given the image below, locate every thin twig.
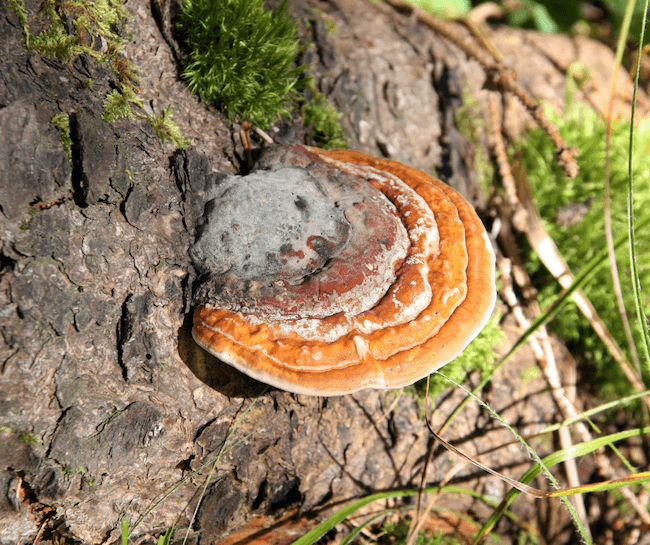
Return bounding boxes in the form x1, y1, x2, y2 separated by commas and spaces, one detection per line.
498, 255, 592, 537
488, 94, 528, 232
254, 126, 275, 144
33, 521, 47, 545
240, 123, 253, 169
503, 168, 650, 525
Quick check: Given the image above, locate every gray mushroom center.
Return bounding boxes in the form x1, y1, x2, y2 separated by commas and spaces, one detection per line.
192, 167, 351, 282
191, 151, 410, 320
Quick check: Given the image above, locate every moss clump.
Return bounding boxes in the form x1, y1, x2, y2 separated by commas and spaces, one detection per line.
7, 0, 29, 36
8, 0, 144, 122
51, 113, 73, 164
179, 0, 308, 129
421, 314, 504, 398
513, 101, 650, 400
18, 430, 41, 445
145, 105, 191, 150
102, 87, 143, 122
9, 0, 136, 78
303, 93, 349, 149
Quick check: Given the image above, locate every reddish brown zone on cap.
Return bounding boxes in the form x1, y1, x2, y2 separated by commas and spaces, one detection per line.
279, 245, 305, 260
252, 188, 408, 317
192, 146, 496, 395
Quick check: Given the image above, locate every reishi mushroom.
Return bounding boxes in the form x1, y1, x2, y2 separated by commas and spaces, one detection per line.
191, 145, 496, 396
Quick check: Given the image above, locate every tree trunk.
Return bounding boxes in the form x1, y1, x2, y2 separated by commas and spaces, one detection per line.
1, 1, 645, 544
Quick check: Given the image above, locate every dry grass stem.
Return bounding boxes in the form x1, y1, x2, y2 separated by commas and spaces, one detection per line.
604, 52, 643, 379
512, 160, 650, 405
254, 126, 275, 144
497, 256, 592, 535
502, 165, 650, 527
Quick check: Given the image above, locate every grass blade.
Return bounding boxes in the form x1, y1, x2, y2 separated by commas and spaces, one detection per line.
475, 425, 650, 541
628, 0, 650, 375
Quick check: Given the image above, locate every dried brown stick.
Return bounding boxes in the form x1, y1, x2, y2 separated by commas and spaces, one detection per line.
490, 106, 650, 525
500, 254, 650, 526
488, 93, 530, 235
508, 164, 650, 525
488, 84, 647, 405
497, 254, 592, 535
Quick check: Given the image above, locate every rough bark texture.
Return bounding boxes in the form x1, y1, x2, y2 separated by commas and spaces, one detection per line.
1, 1, 646, 544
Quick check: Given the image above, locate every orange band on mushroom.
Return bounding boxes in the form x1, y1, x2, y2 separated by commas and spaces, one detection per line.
192, 146, 496, 395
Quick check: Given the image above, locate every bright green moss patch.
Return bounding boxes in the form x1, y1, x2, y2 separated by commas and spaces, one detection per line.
408, 314, 505, 399
8, 0, 142, 121
180, 0, 308, 130
513, 101, 650, 399
9, 0, 135, 75
144, 105, 192, 150
52, 112, 73, 164
7, 0, 29, 36
102, 87, 143, 122
303, 91, 349, 149
9, 0, 190, 149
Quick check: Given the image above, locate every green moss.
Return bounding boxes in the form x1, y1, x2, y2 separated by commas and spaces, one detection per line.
144, 105, 191, 150
8, 0, 145, 123
102, 87, 143, 122
25, 0, 78, 62
0, 425, 43, 447
512, 101, 650, 400
83, 476, 99, 487
7, 0, 29, 37
303, 90, 349, 149
179, 0, 308, 129
18, 430, 41, 445
9, 0, 134, 73
422, 314, 505, 398
52, 112, 73, 165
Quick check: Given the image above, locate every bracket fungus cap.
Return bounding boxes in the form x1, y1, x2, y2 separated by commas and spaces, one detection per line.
191, 145, 496, 396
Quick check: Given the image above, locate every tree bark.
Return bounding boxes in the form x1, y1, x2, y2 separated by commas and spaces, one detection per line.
1, 1, 645, 544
